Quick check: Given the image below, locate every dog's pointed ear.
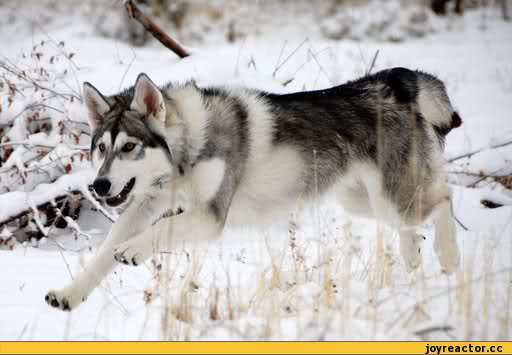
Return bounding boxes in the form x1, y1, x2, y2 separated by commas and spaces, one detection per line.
83, 82, 110, 131
130, 73, 166, 124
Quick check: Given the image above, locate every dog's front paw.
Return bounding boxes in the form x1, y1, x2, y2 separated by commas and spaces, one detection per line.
113, 239, 151, 267
45, 289, 85, 311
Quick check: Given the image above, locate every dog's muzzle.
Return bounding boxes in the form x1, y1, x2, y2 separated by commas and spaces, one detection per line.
105, 178, 136, 207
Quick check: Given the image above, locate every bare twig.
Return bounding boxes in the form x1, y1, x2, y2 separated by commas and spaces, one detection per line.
454, 214, 469, 231
448, 170, 510, 179
449, 166, 512, 190
0, 59, 79, 100
414, 325, 453, 337
124, 0, 190, 58
448, 138, 512, 162
273, 40, 288, 78
366, 49, 380, 75
308, 47, 334, 86
272, 38, 309, 78
291, 46, 331, 79
118, 48, 137, 91
387, 266, 512, 332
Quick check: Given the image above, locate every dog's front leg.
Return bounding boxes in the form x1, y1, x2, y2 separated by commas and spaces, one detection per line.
45, 204, 154, 311
113, 209, 223, 267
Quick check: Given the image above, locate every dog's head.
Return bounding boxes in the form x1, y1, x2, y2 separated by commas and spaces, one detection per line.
83, 73, 173, 208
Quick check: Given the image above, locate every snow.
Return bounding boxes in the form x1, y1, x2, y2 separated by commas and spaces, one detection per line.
321, 0, 441, 42
1, 3, 512, 341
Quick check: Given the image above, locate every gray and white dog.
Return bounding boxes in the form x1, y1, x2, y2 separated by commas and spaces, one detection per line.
45, 68, 461, 311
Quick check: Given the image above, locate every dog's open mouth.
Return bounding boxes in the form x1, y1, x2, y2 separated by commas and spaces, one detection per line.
106, 178, 136, 207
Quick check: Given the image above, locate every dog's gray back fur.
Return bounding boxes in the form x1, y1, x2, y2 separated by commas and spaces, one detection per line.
262, 67, 458, 219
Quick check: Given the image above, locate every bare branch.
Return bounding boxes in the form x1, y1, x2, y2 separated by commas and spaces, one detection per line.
272, 38, 309, 78
448, 138, 512, 162
366, 49, 380, 75
0, 59, 79, 100
414, 325, 453, 337
124, 0, 190, 59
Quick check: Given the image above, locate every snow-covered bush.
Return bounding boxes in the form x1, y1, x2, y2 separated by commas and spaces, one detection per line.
0, 40, 97, 243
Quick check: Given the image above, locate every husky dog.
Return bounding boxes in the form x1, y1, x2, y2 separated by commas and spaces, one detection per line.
45, 68, 461, 310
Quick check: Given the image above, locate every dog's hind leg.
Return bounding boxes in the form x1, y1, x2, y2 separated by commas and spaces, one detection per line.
337, 183, 374, 219
432, 196, 460, 273
366, 191, 425, 272
358, 165, 426, 272
399, 228, 424, 271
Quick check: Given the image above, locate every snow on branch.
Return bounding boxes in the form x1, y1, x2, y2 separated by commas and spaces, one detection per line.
0, 170, 115, 243
1, 170, 89, 224
0, 40, 102, 244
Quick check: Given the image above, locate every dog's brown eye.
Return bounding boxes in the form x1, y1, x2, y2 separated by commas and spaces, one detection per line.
98, 143, 106, 153
122, 142, 136, 152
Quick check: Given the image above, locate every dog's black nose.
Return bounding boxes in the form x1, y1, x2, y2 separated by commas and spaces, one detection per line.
93, 177, 111, 196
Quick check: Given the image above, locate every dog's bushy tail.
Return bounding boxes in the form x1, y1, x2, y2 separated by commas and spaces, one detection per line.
416, 71, 462, 136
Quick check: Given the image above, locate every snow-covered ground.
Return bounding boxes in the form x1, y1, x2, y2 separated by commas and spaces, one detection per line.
1, 4, 511, 340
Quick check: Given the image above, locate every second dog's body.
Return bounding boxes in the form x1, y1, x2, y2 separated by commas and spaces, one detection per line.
45, 68, 461, 311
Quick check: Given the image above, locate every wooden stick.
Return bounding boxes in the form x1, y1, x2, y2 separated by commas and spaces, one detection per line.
124, 0, 190, 58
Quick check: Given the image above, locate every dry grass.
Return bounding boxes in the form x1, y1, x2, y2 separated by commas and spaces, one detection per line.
134, 208, 512, 341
